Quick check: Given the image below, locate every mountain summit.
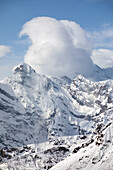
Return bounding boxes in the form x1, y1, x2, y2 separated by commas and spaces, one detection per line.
13, 63, 36, 75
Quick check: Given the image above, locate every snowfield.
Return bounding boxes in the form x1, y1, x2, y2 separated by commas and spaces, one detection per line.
0, 63, 113, 170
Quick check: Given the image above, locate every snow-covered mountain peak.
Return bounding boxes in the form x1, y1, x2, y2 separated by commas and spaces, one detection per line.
73, 74, 88, 82
13, 63, 36, 76
10, 63, 38, 84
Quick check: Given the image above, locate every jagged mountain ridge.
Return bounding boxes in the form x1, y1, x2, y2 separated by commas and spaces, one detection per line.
0, 63, 113, 169
0, 63, 92, 147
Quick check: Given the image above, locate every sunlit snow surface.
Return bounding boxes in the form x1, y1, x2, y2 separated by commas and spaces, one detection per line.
0, 63, 113, 170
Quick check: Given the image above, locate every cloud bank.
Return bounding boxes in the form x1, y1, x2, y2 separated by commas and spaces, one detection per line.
20, 17, 95, 78
0, 45, 11, 58
91, 49, 113, 68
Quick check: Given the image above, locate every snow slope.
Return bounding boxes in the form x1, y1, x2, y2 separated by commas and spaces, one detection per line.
51, 121, 113, 170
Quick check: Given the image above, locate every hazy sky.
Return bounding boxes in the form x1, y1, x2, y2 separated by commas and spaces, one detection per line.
0, 0, 113, 79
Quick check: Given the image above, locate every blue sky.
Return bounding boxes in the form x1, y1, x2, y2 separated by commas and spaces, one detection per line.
0, 0, 113, 79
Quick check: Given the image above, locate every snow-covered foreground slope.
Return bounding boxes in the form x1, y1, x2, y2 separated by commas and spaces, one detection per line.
0, 63, 113, 169
51, 121, 113, 170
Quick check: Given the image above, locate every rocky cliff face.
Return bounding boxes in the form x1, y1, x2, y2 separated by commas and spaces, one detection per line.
0, 63, 113, 169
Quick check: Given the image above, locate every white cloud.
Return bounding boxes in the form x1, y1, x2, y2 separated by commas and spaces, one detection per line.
87, 24, 113, 69
0, 45, 11, 58
91, 49, 113, 68
87, 25, 113, 49
20, 17, 95, 78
